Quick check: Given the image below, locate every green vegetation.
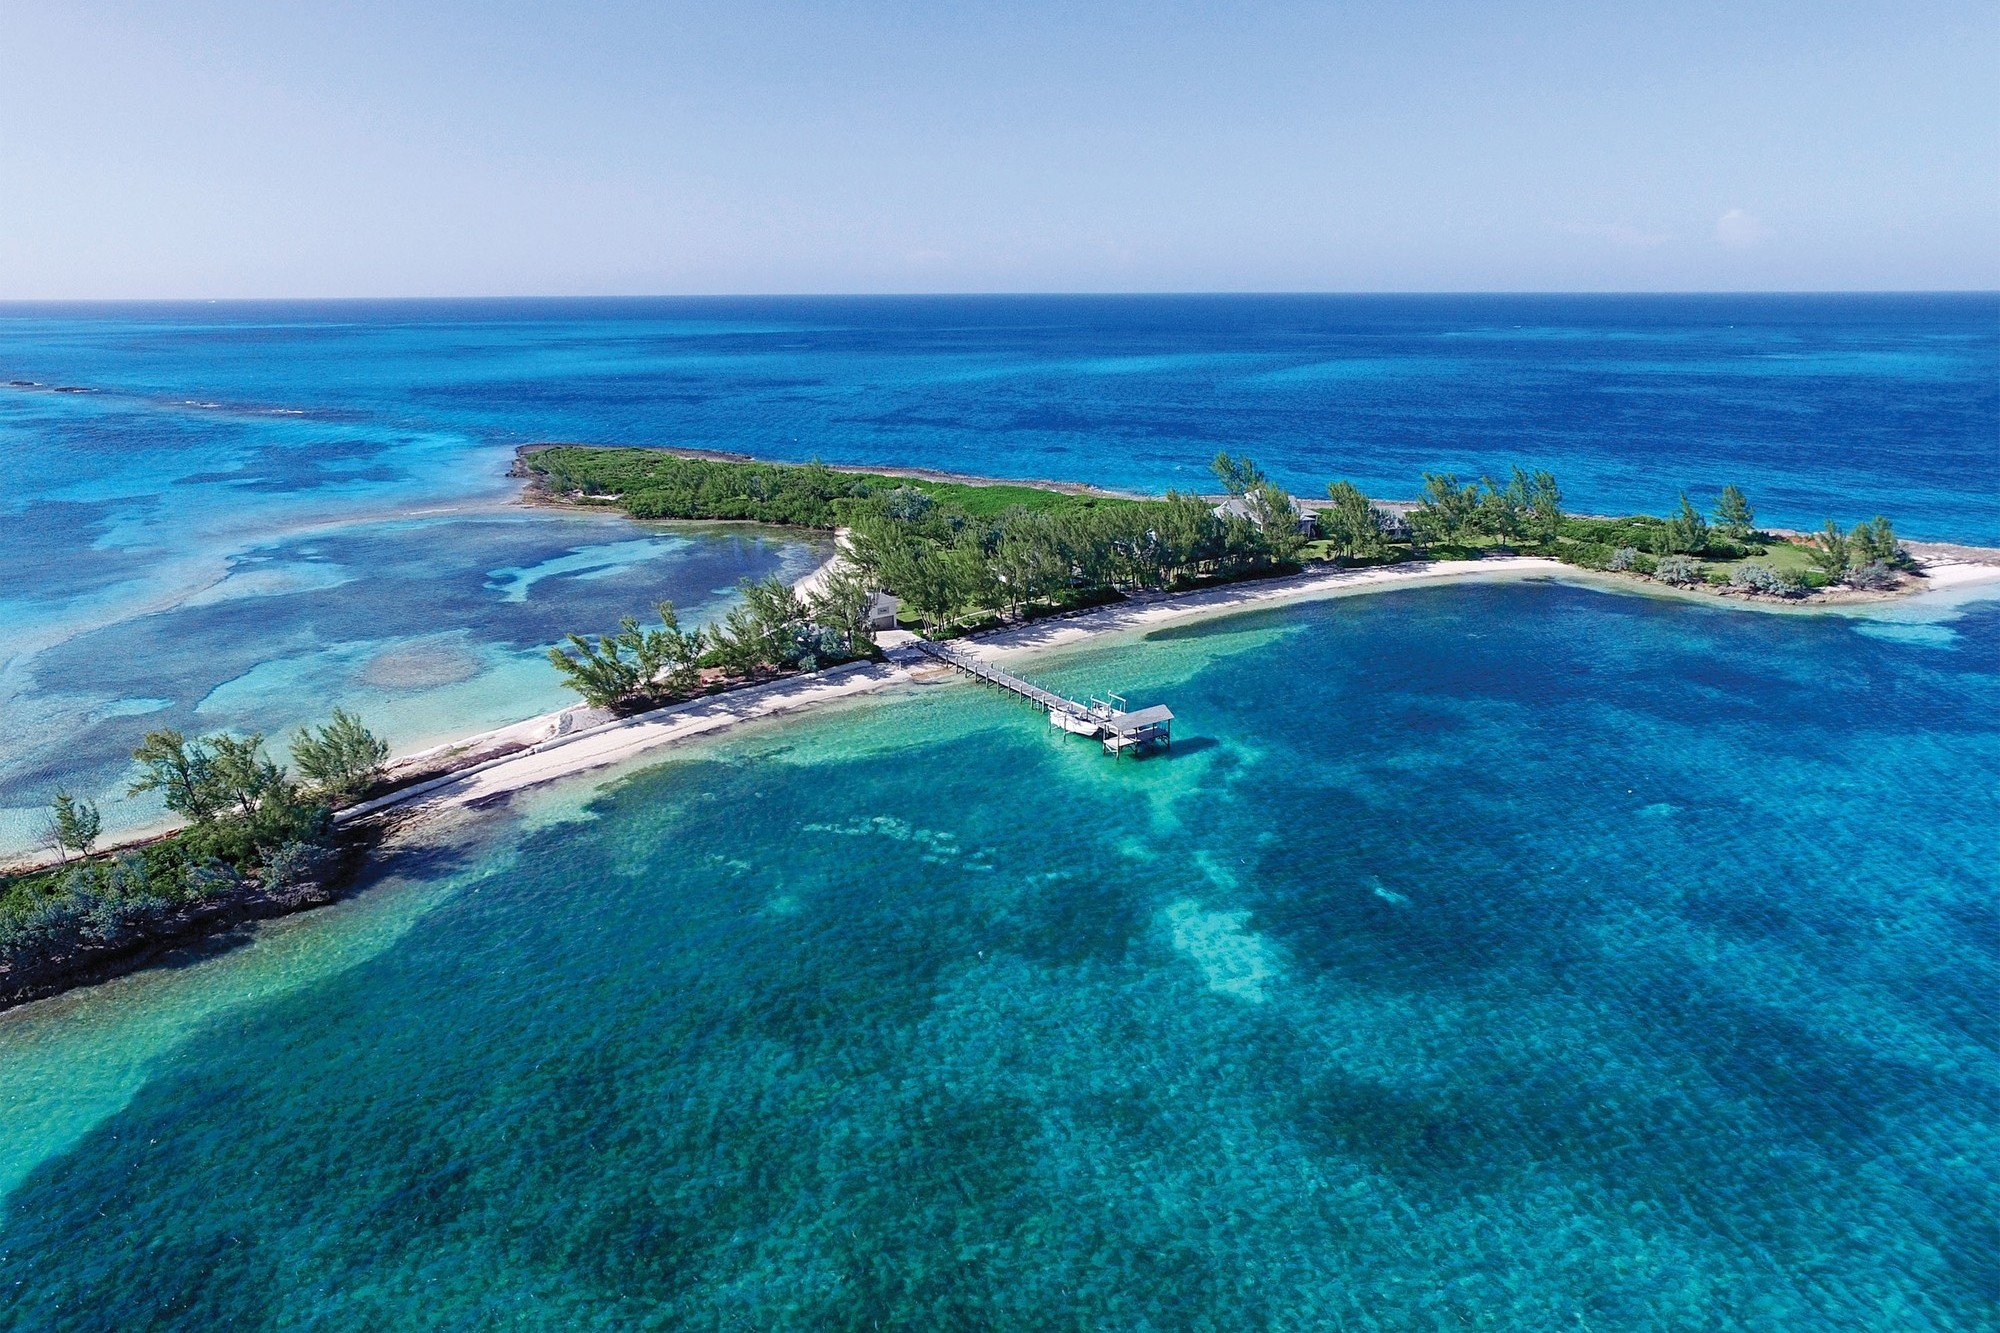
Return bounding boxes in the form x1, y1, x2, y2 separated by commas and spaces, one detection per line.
846, 485, 1298, 634
291, 709, 392, 800
524, 447, 1127, 527
3, 449, 1929, 1005
2, 712, 392, 1002
542, 447, 1305, 659
40, 789, 101, 865
1410, 473, 1481, 546
547, 576, 874, 712
547, 601, 707, 709
1663, 493, 1710, 555
1797, 515, 1910, 590
1210, 451, 1267, 496
1320, 480, 1390, 559
1714, 484, 1754, 539
1654, 554, 1704, 586
536, 446, 1919, 621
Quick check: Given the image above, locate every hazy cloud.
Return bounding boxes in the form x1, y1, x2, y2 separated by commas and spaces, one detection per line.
1715, 209, 1765, 248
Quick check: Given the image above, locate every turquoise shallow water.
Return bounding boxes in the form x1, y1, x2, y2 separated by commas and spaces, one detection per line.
4, 293, 1995, 856
0, 511, 825, 854
1, 580, 1996, 1328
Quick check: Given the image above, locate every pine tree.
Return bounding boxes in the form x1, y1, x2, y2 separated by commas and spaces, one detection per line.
1805, 519, 1851, 581
128, 730, 224, 824
290, 710, 392, 800
1713, 484, 1754, 539
1663, 492, 1710, 555
1209, 451, 1266, 497
43, 788, 101, 863
1322, 480, 1388, 558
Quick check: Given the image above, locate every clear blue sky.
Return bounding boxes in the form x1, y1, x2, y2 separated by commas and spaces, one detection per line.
3, 1, 1993, 297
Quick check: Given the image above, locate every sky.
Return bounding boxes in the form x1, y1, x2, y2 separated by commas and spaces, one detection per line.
1, 1, 1994, 297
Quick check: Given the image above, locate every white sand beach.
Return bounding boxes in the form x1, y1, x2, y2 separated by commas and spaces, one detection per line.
12, 552, 1988, 876
339, 551, 2000, 836
339, 557, 1570, 829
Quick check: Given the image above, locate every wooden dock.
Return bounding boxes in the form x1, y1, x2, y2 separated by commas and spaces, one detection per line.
909, 638, 1173, 755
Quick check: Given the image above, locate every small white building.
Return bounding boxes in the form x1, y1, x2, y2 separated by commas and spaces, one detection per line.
865, 591, 902, 631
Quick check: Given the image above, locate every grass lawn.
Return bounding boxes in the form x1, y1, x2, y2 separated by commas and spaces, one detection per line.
898, 479, 1125, 519
1694, 537, 1829, 585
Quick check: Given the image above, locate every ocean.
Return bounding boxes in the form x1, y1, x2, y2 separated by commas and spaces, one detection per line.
1, 580, 1995, 1327
2, 293, 1993, 852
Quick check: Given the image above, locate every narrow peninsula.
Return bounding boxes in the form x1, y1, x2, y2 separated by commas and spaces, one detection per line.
7, 445, 1996, 1011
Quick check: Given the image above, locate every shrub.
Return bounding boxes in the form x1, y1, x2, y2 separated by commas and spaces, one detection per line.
1846, 560, 1901, 591
1729, 561, 1801, 597
785, 623, 848, 671
1606, 546, 1640, 572
262, 840, 331, 893
882, 486, 935, 523
1564, 541, 1612, 569
291, 710, 390, 801
1654, 555, 1704, 586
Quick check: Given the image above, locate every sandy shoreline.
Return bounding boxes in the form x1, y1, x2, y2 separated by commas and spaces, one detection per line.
13, 551, 1998, 877
339, 551, 2000, 838
336, 559, 1569, 831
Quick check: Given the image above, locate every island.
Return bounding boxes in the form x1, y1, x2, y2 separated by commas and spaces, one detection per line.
5, 445, 1996, 1010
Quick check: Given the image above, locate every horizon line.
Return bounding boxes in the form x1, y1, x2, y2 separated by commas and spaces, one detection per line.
1, 288, 1995, 306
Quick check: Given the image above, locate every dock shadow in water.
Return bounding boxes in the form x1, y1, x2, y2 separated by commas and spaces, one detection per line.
1111, 735, 1214, 762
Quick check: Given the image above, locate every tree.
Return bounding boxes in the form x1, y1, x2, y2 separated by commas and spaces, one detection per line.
41, 788, 101, 864
1804, 520, 1850, 581
128, 729, 224, 824
1477, 474, 1527, 544
1410, 473, 1480, 547
1152, 492, 1224, 584
547, 602, 705, 708
1321, 481, 1388, 559
893, 543, 961, 633
637, 601, 707, 697
708, 576, 815, 673
547, 624, 643, 707
1662, 492, 1710, 555
1210, 451, 1266, 497
807, 563, 877, 651
1521, 468, 1563, 546
1243, 483, 1306, 565
1850, 515, 1901, 566
1713, 484, 1754, 539
207, 734, 290, 817
291, 709, 391, 801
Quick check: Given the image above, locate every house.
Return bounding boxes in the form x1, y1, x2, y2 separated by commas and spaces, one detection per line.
865, 591, 902, 631
1213, 494, 1319, 538
1371, 503, 1413, 541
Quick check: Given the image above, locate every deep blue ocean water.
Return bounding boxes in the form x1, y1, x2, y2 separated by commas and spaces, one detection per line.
0, 580, 1995, 1328
2, 293, 1993, 852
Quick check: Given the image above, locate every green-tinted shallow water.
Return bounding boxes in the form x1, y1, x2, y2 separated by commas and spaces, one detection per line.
2, 581, 1997, 1329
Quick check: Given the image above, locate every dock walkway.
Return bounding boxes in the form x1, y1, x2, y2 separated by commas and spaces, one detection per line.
908, 638, 1091, 718
908, 637, 1173, 754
